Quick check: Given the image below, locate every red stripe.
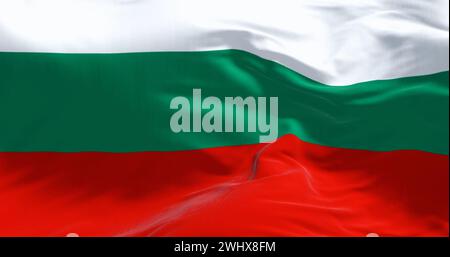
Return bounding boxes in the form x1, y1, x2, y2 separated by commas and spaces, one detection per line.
0, 135, 448, 236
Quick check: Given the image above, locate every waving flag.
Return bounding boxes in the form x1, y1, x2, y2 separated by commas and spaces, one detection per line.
0, 0, 448, 236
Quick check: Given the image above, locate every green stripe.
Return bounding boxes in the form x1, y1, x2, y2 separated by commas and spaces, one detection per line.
0, 50, 448, 154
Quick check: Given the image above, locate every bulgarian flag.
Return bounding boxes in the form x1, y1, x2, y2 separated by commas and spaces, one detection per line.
0, 0, 448, 236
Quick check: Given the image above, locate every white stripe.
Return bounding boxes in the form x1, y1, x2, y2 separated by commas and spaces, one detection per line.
0, 0, 448, 85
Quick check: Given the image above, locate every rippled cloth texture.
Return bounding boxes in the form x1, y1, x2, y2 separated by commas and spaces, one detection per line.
0, 135, 448, 236
0, 51, 447, 154
0, 0, 448, 85
0, 0, 448, 236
